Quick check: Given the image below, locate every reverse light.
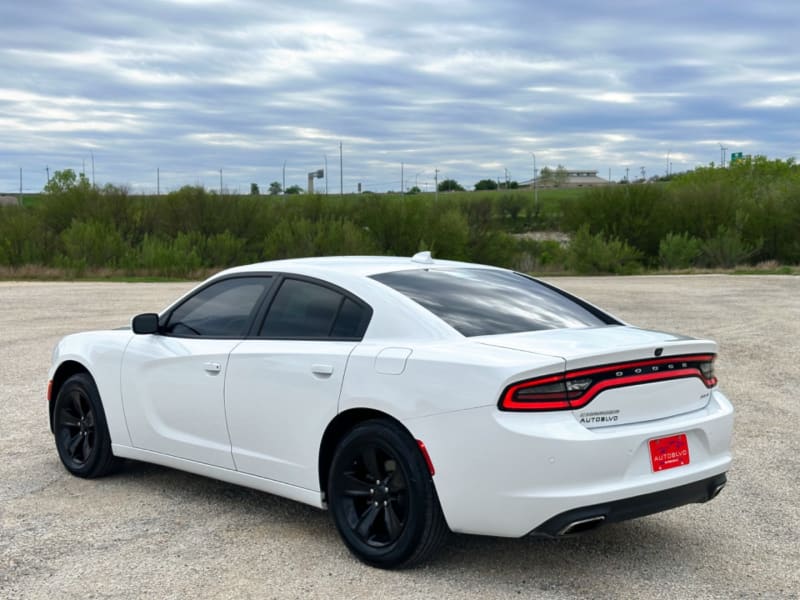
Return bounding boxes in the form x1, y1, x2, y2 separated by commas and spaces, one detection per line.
699, 360, 717, 387
500, 354, 718, 412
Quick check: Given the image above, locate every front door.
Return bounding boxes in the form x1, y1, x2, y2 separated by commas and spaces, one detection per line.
120, 275, 274, 468
121, 336, 240, 468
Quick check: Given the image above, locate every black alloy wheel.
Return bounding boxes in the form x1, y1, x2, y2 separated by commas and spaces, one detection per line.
328, 419, 448, 568
53, 373, 119, 478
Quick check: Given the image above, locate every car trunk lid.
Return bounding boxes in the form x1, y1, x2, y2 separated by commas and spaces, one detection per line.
479, 326, 717, 427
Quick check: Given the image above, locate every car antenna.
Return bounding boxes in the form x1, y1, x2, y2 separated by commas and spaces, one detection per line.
411, 251, 434, 264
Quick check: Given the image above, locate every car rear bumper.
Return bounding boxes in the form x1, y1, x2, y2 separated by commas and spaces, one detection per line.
405, 389, 734, 537
529, 472, 727, 537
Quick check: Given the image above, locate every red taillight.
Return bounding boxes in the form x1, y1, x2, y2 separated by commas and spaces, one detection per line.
500, 354, 718, 412
47, 380, 53, 402
503, 374, 572, 410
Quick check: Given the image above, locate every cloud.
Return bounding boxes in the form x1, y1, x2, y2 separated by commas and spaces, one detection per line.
1, 0, 798, 193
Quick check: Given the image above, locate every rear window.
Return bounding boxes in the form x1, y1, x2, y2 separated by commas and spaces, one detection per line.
371, 268, 613, 337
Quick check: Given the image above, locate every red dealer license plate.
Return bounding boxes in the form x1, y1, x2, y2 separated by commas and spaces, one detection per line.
649, 433, 690, 472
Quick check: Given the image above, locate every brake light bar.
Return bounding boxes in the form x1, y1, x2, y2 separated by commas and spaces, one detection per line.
499, 354, 717, 412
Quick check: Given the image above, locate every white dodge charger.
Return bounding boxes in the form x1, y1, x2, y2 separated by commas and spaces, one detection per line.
47, 254, 734, 568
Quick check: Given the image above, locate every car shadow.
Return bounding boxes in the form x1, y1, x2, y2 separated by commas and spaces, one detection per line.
113, 459, 708, 582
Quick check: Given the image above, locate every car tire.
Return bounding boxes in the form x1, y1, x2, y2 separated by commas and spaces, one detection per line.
327, 419, 449, 568
53, 373, 120, 478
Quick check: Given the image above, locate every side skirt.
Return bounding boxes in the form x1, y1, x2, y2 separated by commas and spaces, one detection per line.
111, 444, 326, 509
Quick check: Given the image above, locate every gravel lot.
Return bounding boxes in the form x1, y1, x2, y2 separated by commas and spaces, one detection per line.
1, 276, 798, 599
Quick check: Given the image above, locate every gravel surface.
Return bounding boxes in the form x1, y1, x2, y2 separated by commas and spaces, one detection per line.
1, 276, 798, 599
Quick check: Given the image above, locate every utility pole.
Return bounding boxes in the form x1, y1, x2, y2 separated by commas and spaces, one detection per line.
157, 167, 160, 196
608, 167, 611, 183
640, 166, 646, 180
434, 169, 439, 201
625, 167, 630, 182
46, 166, 50, 184
219, 169, 223, 195
339, 141, 343, 198
401, 162, 404, 197
504, 167, 509, 188
282, 160, 286, 194
719, 143, 727, 168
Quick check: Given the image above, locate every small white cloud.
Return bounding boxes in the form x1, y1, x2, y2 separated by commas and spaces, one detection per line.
747, 95, 796, 108
587, 92, 637, 104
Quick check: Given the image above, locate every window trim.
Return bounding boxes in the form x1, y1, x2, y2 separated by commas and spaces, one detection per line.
159, 272, 373, 341
253, 274, 373, 342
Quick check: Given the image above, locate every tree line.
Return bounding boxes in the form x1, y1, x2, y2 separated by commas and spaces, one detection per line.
0, 157, 797, 277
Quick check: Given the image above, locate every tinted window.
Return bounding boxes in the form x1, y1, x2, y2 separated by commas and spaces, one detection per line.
165, 277, 272, 337
371, 269, 611, 337
330, 298, 365, 338
260, 279, 368, 339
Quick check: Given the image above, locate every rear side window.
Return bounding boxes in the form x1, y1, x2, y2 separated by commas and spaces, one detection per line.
164, 276, 272, 338
260, 278, 369, 339
371, 268, 613, 337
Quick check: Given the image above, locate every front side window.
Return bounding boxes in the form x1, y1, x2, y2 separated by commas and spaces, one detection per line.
371, 268, 614, 337
260, 278, 369, 339
164, 277, 272, 337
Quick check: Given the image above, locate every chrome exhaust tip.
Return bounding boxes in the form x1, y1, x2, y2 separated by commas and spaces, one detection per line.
557, 515, 606, 536
710, 482, 726, 500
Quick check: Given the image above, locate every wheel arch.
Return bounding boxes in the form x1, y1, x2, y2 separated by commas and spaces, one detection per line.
318, 408, 421, 503
49, 360, 92, 432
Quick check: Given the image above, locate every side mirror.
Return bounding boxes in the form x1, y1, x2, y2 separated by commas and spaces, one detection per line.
132, 313, 160, 334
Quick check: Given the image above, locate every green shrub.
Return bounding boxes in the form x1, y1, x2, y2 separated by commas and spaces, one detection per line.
700, 226, 759, 268
512, 239, 567, 273
0, 206, 48, 266
566, 225, 642, 274
427, 208, 470, 261
313, 219, 380, 256
137, 234, 202, 277
562, 184, 669, 260
203, 231, 248, 267
60, 219, 128, 268
659, 232, 702, 269
262, 218, 317, 259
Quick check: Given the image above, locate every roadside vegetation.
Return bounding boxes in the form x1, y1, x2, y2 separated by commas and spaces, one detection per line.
1, 157, 798, 278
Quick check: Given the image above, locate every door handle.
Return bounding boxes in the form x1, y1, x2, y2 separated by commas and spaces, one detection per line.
204, 361, 222, 374
311, 363, 334, 376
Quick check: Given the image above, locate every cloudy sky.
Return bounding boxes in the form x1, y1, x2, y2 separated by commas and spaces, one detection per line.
1, 0, 798, 194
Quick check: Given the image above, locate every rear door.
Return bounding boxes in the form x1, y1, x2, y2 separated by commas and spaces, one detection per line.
225, 276, 371, 490
121, 276, 273, 468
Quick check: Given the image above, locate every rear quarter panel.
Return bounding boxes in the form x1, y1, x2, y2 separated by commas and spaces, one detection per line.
338, 340, 565, 420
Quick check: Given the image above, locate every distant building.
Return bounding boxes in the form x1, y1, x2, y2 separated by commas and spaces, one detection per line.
0, 195, 20, 206
520, 169, 610, 189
